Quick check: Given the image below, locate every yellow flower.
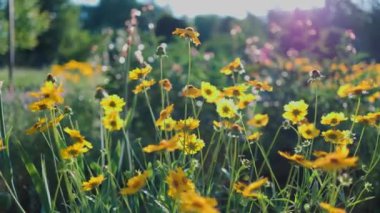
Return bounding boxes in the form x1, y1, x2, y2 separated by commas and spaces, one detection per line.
143, 138, 180, 153
129, 65, 152, 80
338, 80, 375, 98
312, 146, 358, 171
278, 151, 313, 168
180, 135, 205, 155
156, 104, 174, 125
247, 132, 262, 142
29, 81, 64, 105
133, 79, 156, 94
60, 143, 89, 160
237, 94, 256, 109
247, 80, 273, 92
0, 139, 6, 151
157, 117, 176, 131
100, 95, 126, 112
182, 85, 202, 98
213, 120, 235, 130
368, 91, 380, 103
82, 175, 105, 191
61, 60, 94, 77
282, 100, 308, 124
25, 118, 48, 135
28, 99, 56, 112
120, 170, 151, 196
175, 117, 200, 132
233, 182, 247, 194
247, 114, 269, 128
166, 168, 195, 198
223, 84, 248, 97
159, 79, 172, 92
298, 123, 320, 139
201, 82, 221, 103
319, 202, 346, 213
321, 112, 347, 126
322, 130, 353, 145
172, 27, 201, 46
242, 177, 268, 198
337, 84, 353, 98
64, 127, 93, 149
220, 58, 242, 75
180, 191, 219, 213
351, 114, 378, 127
368, 112, 380, 125
25, 114, 65, 135
216, 98, 238, 118
102, 111, 124, 131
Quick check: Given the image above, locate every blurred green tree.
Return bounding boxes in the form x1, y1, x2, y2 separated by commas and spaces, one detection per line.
16, 0, 98, 66
0, 0, 50, 55
82, 0, 139, 30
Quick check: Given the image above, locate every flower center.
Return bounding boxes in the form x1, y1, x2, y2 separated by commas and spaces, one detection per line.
232, 89, 240, 96
109, 101, 116, 107
110, 120, 117, 127
292, 109, 301, 116
205, 89, 212, 95
328, 133, 338, 140
222, 106, 230, 114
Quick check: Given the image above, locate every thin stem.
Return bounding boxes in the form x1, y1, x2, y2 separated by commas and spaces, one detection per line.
184, 41, 192, 119
350, 97, 361, 133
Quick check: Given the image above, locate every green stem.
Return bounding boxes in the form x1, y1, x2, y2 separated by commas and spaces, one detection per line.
350, 97, 361, 133
353, 127, 365, 156
184, 41, 192, 119
159, 57, 165, 109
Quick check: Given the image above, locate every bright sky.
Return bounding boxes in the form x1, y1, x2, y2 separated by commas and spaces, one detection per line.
141, 0, 325, 18
73, 0, 367, 19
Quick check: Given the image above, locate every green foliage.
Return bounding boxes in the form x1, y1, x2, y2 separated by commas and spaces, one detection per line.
16, 0, 98, 66
0, 12, 8, 54
83, 0, 139, 30
0, 0, 50, 55
57, 6, 100, 62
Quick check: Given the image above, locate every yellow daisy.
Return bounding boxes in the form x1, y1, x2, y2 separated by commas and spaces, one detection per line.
220, 58, 242, 75
82, 175, 105, 191
102, 111, 124, 131
216, 98, 238, 118
172, 27, 201, 46
129, 65, 152, 81
321, 112, 347, 126
166, 168, 195, 198
201, 82, 221, 103
100, 95, 126, 112
282, 100, 308, 124
247, 114, 269, 128
298, 123, 320, 139
120, 170, 151, 195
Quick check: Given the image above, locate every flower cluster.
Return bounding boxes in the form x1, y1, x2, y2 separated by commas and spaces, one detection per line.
100, 94, 126, 131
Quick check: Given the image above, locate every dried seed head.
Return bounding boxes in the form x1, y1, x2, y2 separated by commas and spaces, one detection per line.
95, 87, 108, 100
64, 106, 73, 115
308, 69, 324, 83
155, 43, 167, 57
46, 73, 56, 83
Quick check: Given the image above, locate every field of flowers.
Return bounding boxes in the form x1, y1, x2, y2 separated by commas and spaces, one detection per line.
1, 8, 380, 213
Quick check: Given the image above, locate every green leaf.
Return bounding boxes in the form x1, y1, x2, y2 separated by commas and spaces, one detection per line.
15, 140, 51, 212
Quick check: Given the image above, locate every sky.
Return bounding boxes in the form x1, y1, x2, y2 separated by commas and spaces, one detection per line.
73, 0, 369, 19
139, 0, 325, 18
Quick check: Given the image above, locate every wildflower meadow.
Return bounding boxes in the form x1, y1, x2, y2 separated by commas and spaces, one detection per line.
1, 1, 380, 213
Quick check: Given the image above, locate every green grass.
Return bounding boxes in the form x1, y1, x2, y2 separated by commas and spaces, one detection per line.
0, 67, 49, 90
